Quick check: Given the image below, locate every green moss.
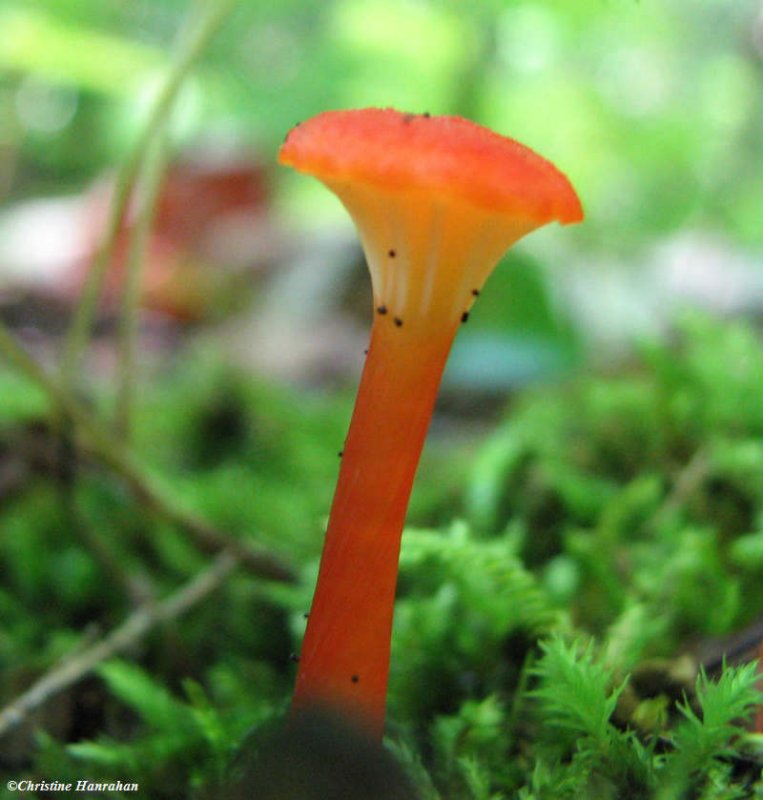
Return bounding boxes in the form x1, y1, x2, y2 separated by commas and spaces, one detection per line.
3, 316, 763, 797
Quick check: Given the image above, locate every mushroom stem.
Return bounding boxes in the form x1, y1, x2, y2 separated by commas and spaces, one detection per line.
279, 108, 583, 740
293, 315, 457, 737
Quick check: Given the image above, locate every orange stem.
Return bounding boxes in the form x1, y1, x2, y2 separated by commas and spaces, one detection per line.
292, 314, 458, 737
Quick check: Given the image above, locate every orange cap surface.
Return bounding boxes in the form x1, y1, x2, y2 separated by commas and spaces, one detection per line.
279, 108, 583, 226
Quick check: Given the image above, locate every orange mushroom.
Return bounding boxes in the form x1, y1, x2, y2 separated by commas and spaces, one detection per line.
278, 108, 583, 739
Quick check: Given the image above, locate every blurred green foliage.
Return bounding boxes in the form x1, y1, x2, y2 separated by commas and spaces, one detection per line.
4, 0, 761, 391
2, 0, 763, 798
2, 316, 763, 797
3, 0, 762, 246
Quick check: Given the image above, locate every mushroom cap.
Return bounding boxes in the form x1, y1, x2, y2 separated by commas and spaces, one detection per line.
279, 108, 583, 226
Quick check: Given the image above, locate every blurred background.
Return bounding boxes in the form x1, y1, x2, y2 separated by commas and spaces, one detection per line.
1, 0, 761, 395
2, 1, 763, 794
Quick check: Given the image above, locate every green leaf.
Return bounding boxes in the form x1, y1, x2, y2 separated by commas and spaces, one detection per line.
0, 8, 166, 95
98, 660, 194, 732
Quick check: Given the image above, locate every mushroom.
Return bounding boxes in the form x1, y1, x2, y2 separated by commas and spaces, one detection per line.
278, 108, 583, 738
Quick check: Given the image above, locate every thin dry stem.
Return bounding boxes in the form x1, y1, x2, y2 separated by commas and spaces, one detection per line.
115, 130, 169, 440
61, 0, 237, 383
0, 550, 239, 738
0, 322, 295, 582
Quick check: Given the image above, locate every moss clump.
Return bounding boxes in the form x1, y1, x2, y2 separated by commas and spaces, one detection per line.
3, 316, 763, 798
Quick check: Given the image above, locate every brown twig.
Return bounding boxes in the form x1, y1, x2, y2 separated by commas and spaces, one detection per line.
0, 549, 239, 739
0, 323, 295, 583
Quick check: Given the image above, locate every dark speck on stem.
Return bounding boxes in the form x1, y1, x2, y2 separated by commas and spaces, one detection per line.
423, 112, 431, 118
376, 305, 388, 315
338, 450, 344, 458
388, 249, 396, 258
472, 288, 480, 296
289, 653, 300, 663
461, 311, 470, 324
394, 317, 403, 327
351, 675, 360, 683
